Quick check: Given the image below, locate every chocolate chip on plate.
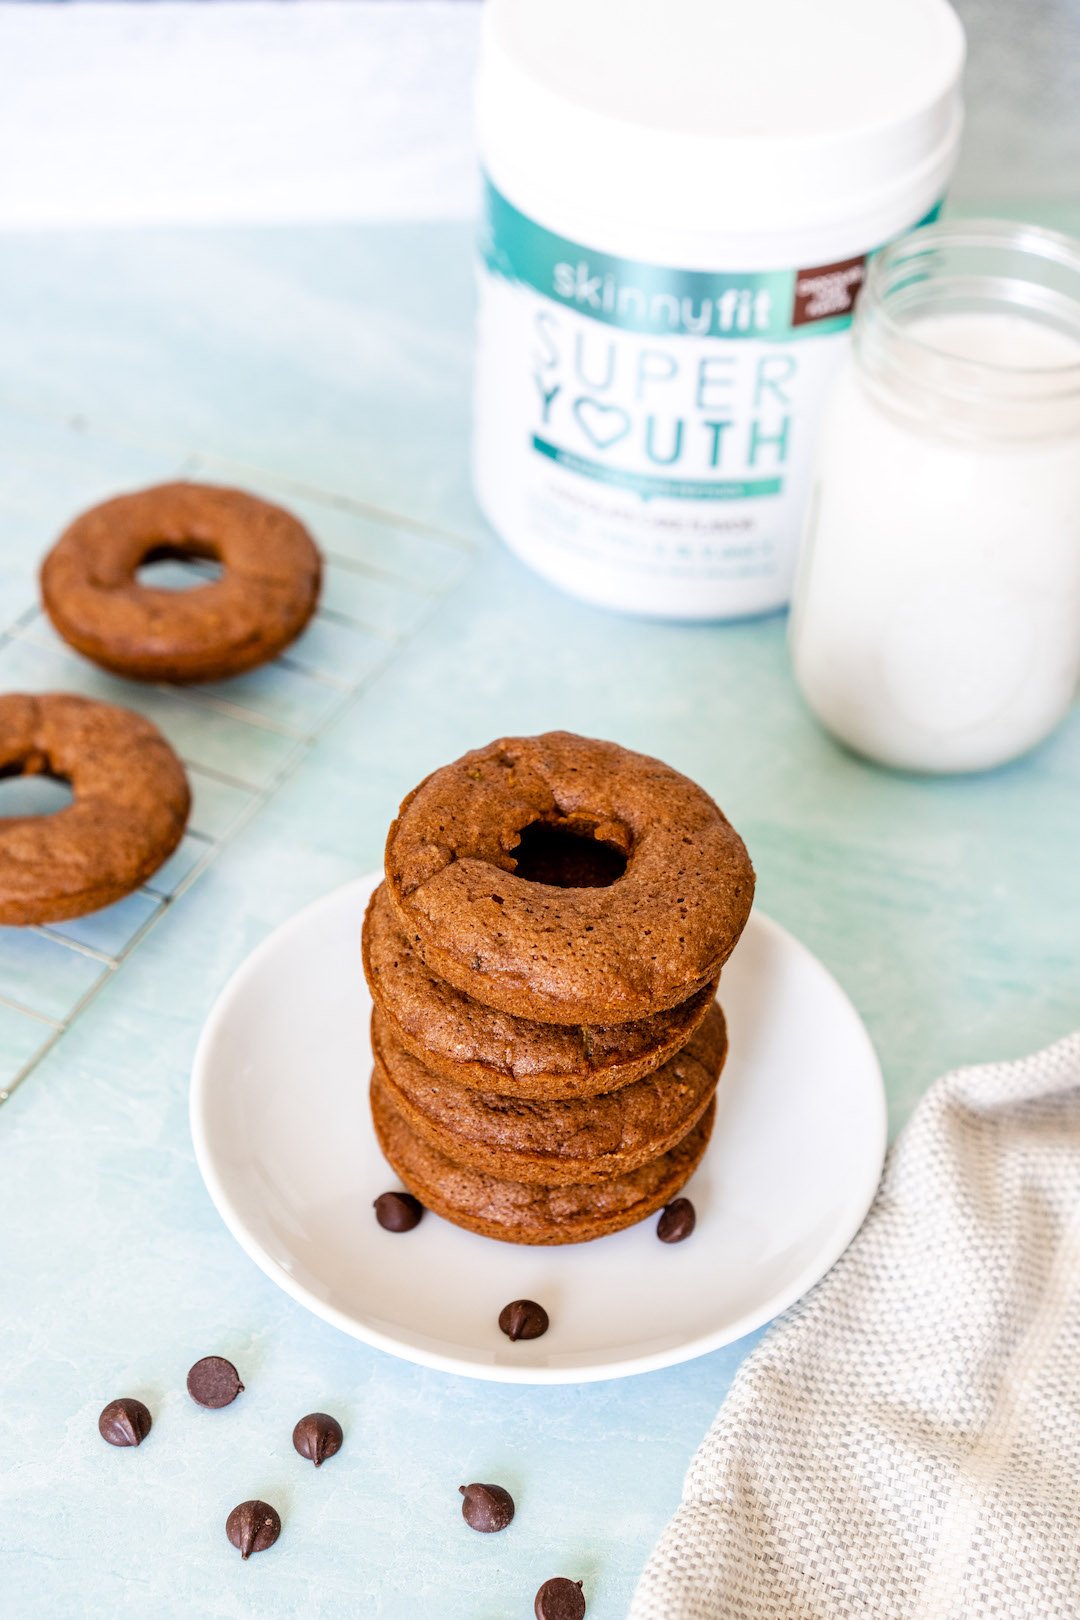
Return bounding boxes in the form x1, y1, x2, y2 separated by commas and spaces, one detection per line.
657, 1196, 696, 1244
186, 1355, 244, 1408
226, 1499, 282, 1560
98, 1397, 152, 1448
459, 1481, 515, 1533
374, 1190, 424, 1232
498, 1299, 549, 1342
534, 1576, 586, 1620
292, 1411, 344, 1467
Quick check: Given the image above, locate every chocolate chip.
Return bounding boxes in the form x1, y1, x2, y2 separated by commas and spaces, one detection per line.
374, 1190, 424, 1232
459, 1481, 515, 1533
657, 1197, 696, 1244
498, 1299, 549, 1342
534, 1576, 586, 1620
226, 1500, 281, 1560
186, 1355, 244, 1408
98, 1397, 152, 1448
292, 1411, 343, 1467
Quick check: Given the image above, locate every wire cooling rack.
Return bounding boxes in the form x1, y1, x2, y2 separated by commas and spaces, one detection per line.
0, 424, 479, 1105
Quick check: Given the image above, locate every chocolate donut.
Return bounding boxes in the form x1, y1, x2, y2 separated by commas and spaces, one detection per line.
371, 1070, 715, 1246
40, 481, 321, 683
363, 881, 719, 1100
0, 692, 190, 924
371, 1000, 726, 1186
384, 732, 755, 1024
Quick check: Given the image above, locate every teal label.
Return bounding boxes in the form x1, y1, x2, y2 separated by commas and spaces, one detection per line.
476, 178, 941, 524
480, 179, 933, 342
532, 437, 782, 502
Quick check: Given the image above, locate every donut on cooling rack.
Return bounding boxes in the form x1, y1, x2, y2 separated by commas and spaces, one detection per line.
0, 692, 190, 924
40, 481, 321, 683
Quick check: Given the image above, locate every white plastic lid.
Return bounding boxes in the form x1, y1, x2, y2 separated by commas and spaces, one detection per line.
479, 0, 965, 240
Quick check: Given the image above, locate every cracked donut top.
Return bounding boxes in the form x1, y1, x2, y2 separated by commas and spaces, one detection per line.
384, 731, 754, 1025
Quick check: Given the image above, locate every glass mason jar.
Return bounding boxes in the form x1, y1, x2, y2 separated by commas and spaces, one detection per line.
789, 219, 1080, 772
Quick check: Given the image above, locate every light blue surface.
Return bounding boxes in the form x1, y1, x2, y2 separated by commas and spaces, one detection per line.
1, 217, 1079, 1620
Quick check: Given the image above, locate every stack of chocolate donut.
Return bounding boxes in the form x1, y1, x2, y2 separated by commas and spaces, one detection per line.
364, 732, 755, 1245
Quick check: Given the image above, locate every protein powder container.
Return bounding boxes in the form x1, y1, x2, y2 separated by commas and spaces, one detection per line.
473, 0, 965, 619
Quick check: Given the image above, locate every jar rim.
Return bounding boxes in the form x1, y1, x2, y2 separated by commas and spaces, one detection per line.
863, 217, 1080, 383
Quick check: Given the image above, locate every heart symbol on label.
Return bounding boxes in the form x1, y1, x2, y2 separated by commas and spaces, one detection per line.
573, 397, 632, 451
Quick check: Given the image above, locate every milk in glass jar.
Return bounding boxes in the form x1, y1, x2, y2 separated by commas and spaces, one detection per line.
790, 220, 1080, 772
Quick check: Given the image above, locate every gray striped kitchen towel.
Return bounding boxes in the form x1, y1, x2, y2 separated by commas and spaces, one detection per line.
631, 1032, 1080, 1620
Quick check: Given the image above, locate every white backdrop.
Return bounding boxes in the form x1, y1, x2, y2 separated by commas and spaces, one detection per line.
0, 2, 481, 227
0, 0, 1076, 228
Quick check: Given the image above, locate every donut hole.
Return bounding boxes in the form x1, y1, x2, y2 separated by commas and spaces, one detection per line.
511, 819, 629, 889
0, 761, 74, 820
136, 542, 224, 591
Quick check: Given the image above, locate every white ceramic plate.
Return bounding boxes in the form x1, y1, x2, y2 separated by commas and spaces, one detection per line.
191, 874, 886, 1384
